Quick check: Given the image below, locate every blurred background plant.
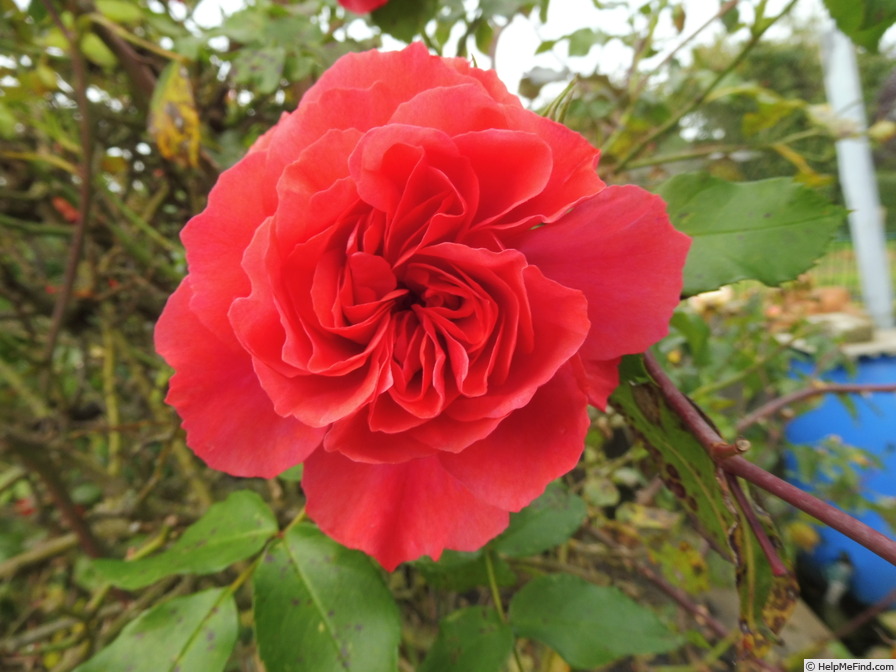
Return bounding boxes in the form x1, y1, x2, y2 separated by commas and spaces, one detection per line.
2, 0, 895, 670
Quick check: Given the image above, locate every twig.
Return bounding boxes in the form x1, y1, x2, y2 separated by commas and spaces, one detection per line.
737, 382, 896, 432
829, 586, 896, 642
3, 434, 104, 559
0, 533, 79, 580
586, 525, 730, 640
611, 0, 799, 174
725, 472, 788, 576
39, 0, 96, 373
643, 351, 896, 569
82, 1, 157, 110
720, 457, 896, 567
644, 351, 747, 460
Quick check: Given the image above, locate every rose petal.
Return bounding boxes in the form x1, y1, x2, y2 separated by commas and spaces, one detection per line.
303, 451, 509, 570
155, 279, 324, 478
518, 185, 690, 406
440, 365, 589, 510
180, 150, 272, 343
230, 214, 394, 427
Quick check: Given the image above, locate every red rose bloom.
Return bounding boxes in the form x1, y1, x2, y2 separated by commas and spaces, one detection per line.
338, 0, 388, 12
155, 43, 690, 570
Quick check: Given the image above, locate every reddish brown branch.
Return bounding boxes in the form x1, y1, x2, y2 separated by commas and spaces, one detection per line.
721, 457, 896, 567
643, 351, 746, 460
737, 383, 896, 433
725, 472, 788, 576
643, 351, 896, 569
40, 1, 96, 370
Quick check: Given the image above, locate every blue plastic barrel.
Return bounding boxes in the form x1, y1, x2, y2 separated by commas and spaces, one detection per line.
785, 354, 896, 606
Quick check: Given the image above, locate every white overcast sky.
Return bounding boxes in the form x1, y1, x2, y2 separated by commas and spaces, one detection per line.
187, 0, 891, 100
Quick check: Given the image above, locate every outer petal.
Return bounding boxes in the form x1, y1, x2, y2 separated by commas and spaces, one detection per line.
338, 0, 388, 13
155, 279, 325, 478
181, 150, 274, 342
302, 451, 509, 571
439, 365, 589, 510
518, 185, 690, 406
295, 44, 520, 141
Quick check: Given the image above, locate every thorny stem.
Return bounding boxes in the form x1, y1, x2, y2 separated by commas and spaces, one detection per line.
736, 382, 896, 432
643, 351, 896, 569
644, 351, 745, 460
721, 457, 896, 567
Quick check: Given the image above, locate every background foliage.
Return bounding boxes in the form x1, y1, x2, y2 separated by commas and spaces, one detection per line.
2, 0, 895, 670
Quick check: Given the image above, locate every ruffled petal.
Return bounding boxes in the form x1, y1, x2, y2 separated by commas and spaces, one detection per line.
518, 185, 690, 406
155, 279, 324, 478
180, 150, 273, 343
303, 451, 509, 571
440, 366, 589, 510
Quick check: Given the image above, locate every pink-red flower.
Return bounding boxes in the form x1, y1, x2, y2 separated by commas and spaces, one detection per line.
155, 43, 690, 570
338, 0, 388, 12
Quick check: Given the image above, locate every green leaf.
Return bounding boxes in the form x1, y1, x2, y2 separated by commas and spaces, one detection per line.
73, 588, 238, 672
80, 32, 117, 68
253, 523, 401, 672
611, 367, 798, 658
232, 47, 286, 96
612, 374, 736, 560
371, 0, 438, 42
419, 607, 513, 672
669, 309, 711, 366
730, 499, 800, 657
415, 550, 516, 592
490, 482, 586, 557
823, 0, 896, 52
92, 490, 277, 589
509, 574, 682, 668
656, 173, 843, 296
95, 0, 144, 25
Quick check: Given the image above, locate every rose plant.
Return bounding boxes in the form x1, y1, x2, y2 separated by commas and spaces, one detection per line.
155, 43, 690, 570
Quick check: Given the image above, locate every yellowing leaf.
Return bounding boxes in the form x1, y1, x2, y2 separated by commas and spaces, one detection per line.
149, 62, 200, 168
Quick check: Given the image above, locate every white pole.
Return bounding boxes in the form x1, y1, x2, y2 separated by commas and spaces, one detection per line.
820, 26, 894, 329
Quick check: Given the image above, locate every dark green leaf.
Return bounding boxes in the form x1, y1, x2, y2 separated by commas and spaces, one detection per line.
232, 47, 286, 96
73, 588, 238, 672
253, 523, 401, 672
612, 368, 798, 658
491, 482, 586, 557
509, 574, 682, 668
823, 0, 896, 52
612, 374, 736, 560
419, 607, 513, 672
92, 490, 277, 589
670, 310, 712, 366
730, 494, 800, 658
656, 173, 843, 295
371, 0, 438, 42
